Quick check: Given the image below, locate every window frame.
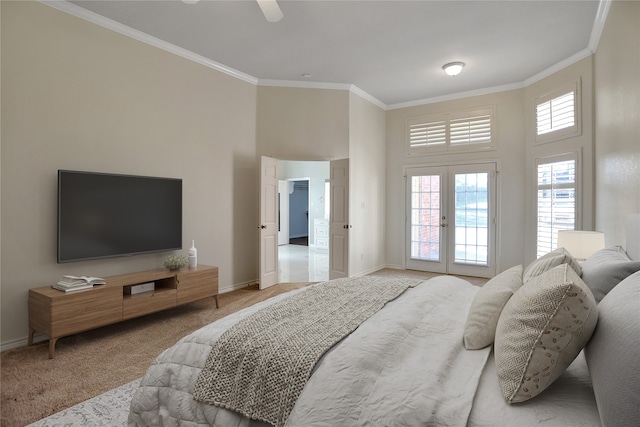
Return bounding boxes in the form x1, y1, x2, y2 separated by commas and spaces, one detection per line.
406, 106, 496, 156
534, 80, 582, 145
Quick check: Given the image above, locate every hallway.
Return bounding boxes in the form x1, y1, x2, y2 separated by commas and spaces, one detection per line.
278, 244, 329, 283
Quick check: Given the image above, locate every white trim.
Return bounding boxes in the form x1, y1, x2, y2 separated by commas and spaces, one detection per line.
523, 48, 592, 88
589, 0, 612, 53
258, 80, 386, 109
350, 264, 387, 278
40, 0, 610, 111
258, 78, 352, 91
348, 85, 387, 110
388, 82, 523, 110
39, 0, 258, 85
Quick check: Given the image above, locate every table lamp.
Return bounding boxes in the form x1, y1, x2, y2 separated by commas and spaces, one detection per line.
557, 230, 605, 262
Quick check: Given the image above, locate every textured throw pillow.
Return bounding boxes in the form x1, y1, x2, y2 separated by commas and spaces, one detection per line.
585, 271, 640, 427
463, 265, 523, 350
522, 248, 582, 283
581, 245, 640, 302
494, 264, 598, 403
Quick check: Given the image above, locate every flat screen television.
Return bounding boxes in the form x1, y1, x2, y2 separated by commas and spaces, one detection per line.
57, 170, 182, 263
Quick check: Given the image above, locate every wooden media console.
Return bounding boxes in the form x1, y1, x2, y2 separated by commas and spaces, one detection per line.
28, 265, 218, 358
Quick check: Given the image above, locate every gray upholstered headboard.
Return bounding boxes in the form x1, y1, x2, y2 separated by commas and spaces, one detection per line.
627, 213, 640, 261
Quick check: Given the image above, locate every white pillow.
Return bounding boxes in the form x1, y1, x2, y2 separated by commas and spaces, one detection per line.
581, 246, 640, 302
585, 270, 640, 426
463, 265, 523, 350
495, 264, 598, 403
523, 248, 582, 283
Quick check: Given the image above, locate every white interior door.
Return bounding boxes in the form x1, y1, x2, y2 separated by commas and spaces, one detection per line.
329, 159, 349, 279
259, 156, 279, 289
406, 163, 497, 278
278, 180, 290, 245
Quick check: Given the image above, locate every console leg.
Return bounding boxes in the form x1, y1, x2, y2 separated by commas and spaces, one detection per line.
48, 338, 58, 359
214, 295, 219, 309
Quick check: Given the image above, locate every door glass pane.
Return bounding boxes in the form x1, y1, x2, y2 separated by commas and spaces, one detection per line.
410, 175, 440, 261
454, 172, 489, 265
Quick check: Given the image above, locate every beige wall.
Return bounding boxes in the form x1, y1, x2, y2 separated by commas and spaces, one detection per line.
1, 2, 258, 346
256, 86, 349, 160
256, 87, 387, 277
594, 0, 640, 245
523, 56, 595, 262
385, 89, 526, 272
348, 92, 387, 275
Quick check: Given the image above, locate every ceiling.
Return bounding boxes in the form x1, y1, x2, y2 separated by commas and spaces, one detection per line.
60, 0, 603, 109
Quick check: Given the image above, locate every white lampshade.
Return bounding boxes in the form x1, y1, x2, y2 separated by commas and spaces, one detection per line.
557, 230, 605, 260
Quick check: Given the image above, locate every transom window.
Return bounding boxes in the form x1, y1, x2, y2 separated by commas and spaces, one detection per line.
534, 80, 581, 144
407, 107, 494, 155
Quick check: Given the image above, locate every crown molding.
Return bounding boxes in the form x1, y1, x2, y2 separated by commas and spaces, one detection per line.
589, 0, 612, 53
41, 0, 610, 112
386, 82, 525, 110
257, 79, 352, 92
258, 80, 386, 110
39, 0, 258, 85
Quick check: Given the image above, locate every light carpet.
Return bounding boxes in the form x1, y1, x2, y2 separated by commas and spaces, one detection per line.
27, 379, 140, 427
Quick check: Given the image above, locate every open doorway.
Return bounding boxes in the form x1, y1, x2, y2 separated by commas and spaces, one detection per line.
277, 161, 329, 283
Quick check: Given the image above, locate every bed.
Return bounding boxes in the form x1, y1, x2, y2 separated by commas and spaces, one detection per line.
129, 215, 640, 427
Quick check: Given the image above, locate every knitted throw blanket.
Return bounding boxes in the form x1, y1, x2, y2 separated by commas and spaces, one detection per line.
192, 276, 422, 427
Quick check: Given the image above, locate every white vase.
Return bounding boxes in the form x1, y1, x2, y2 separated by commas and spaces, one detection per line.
188, 240, 197, 268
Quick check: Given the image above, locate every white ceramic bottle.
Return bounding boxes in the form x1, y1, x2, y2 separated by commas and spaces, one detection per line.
188, 240, 197, 268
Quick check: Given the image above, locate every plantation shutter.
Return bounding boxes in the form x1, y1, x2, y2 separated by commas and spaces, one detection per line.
536, 91, 575, 136
450, 113, 492, 146
408, 120, 446, 149
407, 108, 494, 154
536, 155, 577, 258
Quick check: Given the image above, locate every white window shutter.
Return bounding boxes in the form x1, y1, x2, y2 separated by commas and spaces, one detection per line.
409, 120, 446, 149
537, 91, 575, 136
536, 156, 577, 257
407, 107, 494, 154
450, 114, 492, 146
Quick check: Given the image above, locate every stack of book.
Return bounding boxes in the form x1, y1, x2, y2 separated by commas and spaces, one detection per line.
52, 275, 106, 292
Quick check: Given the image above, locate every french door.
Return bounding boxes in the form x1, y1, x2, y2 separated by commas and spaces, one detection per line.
405, 163, 497, 278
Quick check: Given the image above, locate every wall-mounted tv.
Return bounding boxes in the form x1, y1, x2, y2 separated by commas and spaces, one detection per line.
58, 170, 182, 263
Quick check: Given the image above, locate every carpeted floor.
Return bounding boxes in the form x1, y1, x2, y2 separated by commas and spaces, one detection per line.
1, 282, 313, 427
1, 269, 486, 426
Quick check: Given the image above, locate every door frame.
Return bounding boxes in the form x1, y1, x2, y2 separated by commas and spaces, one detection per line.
404, 160, 500, 278
260, 157, 341, 283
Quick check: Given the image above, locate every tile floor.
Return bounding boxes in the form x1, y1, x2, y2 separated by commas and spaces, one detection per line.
278, 244, 329, 283
277, 244, 488, 286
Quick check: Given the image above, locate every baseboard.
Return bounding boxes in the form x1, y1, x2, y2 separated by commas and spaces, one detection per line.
383, 263, 406, 271
219, 279, 258, 294
352, 264, 388, 277
1, 336, 39, 353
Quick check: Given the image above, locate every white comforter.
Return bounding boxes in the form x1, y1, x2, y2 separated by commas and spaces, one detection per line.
129, 275, 601, 427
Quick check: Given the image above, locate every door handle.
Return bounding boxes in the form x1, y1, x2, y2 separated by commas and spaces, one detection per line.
258, 225, 267, 229
343, 225, 352, 229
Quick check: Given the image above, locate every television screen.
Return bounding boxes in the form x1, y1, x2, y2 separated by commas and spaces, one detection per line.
58, 170, 182, 263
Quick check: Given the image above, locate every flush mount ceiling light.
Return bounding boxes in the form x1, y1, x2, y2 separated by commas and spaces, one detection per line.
443, 62, 465, 76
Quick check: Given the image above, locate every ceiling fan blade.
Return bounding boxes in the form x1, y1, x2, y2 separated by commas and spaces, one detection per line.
257, 0, 283, 22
